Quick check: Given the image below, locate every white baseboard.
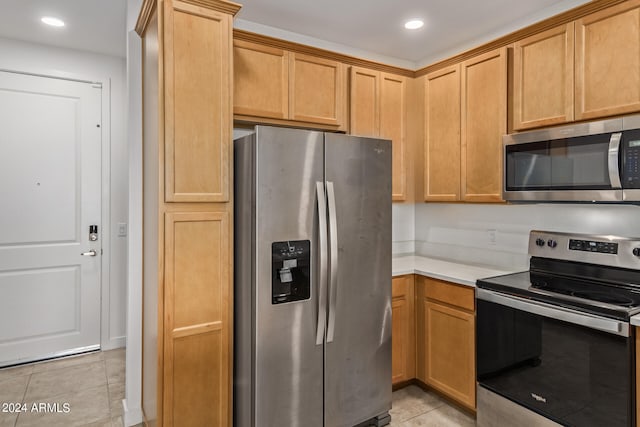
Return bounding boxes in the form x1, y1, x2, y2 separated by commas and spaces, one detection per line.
102, 336, 126, 351
123, 399, 144, 426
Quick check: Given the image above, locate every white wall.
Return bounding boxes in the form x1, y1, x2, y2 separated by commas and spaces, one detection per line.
392, 204, 415, 255
410, 203, 640, 270
0, 37, 128, 348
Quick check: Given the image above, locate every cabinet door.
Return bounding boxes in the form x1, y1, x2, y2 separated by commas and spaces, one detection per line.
164, 1, 232, 202
513, 23, 574, 130
424, 300, 476, 410
424, 65, 461, 202
289, 53, 346, 126
391, 275, 415, 385
380, 73, 408, 201
164, 211, 231, 427
461, 47, 507, 202
350, 67, 380, 137
233, 40, 289, 119
575, 0, 640, 120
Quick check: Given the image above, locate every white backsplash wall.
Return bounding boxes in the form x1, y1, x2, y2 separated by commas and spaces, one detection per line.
392, 203, 415, 255
412, 203, 640, 270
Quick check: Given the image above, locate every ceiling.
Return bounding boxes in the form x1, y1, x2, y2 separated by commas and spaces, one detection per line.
0, 0, 591, 66
0, 0, 127, 58
237, 0, 592, 68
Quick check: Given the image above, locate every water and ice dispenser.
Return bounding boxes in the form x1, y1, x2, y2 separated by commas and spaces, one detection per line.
271, 240, 311, 304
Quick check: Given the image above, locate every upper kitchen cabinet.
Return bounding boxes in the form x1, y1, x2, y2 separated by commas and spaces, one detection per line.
575, 0, 640, 120
162, 0, 234, 203
461, 47, 507, 202
350, 67, 409, 201
233, 39, 347, 130
513, 23, 575, 130
423, 65, 461, 202
289, 53, 346, 126
422, 47, 506, 203
233, 40, 289, 120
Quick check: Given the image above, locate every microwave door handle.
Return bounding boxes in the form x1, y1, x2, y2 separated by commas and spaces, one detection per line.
608, 132, 622, 189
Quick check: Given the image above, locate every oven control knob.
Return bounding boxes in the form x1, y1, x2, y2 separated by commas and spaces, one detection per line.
633, 247, 640, 257
547, 239, 558, 248
535, 238, 545, 247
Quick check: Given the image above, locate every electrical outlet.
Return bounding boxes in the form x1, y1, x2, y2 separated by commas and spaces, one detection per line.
487, 229, 497, 245
118, 223, 128, 237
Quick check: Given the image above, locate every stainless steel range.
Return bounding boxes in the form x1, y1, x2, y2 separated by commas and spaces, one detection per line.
476, 230, 640, 427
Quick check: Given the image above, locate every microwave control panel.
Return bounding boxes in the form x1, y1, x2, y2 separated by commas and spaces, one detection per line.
623, 136, 640, 188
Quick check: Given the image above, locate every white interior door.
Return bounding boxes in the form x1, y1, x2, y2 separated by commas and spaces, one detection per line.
0, 71, 102, 367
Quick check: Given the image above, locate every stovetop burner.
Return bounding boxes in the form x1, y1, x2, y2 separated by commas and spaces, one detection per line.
531, 277, 640, 308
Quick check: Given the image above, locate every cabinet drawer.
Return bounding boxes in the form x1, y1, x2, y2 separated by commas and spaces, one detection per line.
423, 277, 474, 312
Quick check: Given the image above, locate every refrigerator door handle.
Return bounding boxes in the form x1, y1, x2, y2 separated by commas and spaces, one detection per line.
326, 181, 338, 343
315, 182, 328, 345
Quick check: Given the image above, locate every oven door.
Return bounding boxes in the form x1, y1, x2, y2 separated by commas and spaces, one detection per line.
476, 289, 634, 427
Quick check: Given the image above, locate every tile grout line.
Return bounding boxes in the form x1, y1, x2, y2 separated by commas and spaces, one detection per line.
15, 372, 32, 427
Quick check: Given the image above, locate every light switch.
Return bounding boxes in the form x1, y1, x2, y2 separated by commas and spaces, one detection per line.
118, 223, 128, 237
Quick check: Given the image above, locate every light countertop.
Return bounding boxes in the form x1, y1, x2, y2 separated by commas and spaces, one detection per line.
630, 314, 640, 327
392, 255, 517, 287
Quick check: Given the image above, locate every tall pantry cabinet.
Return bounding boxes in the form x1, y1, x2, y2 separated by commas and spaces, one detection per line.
135, 0, 240, 426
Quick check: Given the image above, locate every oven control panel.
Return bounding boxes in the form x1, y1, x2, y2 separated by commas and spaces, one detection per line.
569, 239, 618, 254
529, 230, 640, 269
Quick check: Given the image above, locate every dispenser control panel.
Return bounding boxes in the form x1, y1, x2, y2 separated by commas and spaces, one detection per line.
271, 240, 311, 304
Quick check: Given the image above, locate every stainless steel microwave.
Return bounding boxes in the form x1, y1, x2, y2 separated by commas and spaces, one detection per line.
503, 115, 640, 202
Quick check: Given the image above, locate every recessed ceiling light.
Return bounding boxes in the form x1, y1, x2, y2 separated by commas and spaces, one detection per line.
41, 16, 65, 27
404, 19, 424, 30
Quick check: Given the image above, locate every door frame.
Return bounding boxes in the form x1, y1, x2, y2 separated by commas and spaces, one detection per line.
0, 67, 113, 351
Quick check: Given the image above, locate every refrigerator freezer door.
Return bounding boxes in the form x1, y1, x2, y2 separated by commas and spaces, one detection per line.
324, 133, 393, 427
254, 126, 325, 427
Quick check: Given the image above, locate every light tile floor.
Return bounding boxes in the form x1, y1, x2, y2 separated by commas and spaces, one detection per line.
0, 349, 126, 427
390, 385, 476, 427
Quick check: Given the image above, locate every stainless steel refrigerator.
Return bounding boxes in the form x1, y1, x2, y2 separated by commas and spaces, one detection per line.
234, 126, 392, 427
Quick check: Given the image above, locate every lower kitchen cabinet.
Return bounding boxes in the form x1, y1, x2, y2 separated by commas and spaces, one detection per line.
392, 275, 415, 386
416, 276, 476, 410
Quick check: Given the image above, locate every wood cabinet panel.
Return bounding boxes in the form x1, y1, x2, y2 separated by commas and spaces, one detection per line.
350, 67, 409, 201
233, 40, 289, 119
138, 3, 237, 423
391, 275, 415, 385
171, 331, 223, 426
576, 0, 640, 120
289, 53, 345, 126
461, 47, 507, 202
424, 300, 475, 410
164, 1, 231, 202
424, 65, 461, 202
416, 276, 476, 410
164, 211, 230, 427
424, 277, 474, 311
380, 73, 408, 201
350, 66, 379, 137
513, 23, 574, 130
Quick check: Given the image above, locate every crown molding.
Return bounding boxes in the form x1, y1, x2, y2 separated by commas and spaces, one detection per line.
135, 0, 157, 36
179, 0, 242, 16
416, 0, 629, 76
233, 29, 415, 77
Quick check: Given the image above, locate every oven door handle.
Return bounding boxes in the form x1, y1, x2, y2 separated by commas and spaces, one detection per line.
477, 288, 630, 337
